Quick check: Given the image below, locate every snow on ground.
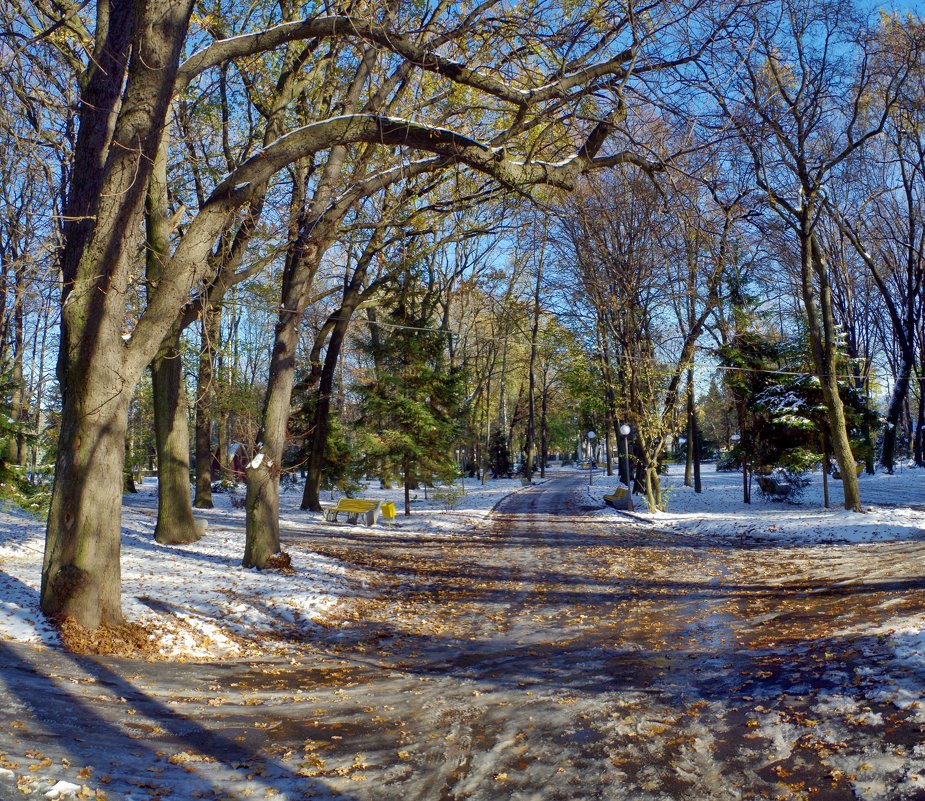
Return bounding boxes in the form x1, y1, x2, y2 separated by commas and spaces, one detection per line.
587, 459, 925, 545
0, 474, 527, 660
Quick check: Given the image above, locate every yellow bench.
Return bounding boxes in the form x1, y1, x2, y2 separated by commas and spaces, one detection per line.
603, 487, 629, 510
323, 498, 396, 526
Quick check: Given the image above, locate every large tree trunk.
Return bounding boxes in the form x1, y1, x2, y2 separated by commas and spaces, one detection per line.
41, 0, 196, 628
243, 242, 320, 566
42, 370, 132, 627
243, 449, 280, 567
151, 327, 202, 545
146, 109, 199, 545
194, 304, 221, 507
242, 332, 295, 567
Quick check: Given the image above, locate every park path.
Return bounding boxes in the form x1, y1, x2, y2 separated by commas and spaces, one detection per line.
2, 472, 925, 800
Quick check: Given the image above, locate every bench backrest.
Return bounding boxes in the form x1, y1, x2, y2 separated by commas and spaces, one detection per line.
336, 498, 380, 512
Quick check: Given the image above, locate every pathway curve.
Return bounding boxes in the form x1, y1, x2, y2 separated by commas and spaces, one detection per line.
1, 472, 925, 800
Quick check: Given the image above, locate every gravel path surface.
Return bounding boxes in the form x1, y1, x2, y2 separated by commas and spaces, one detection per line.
1, 473, 924, 800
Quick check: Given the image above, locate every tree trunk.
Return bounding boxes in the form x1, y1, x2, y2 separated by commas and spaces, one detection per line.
524, 252, 543, 482
644, 465, 662, 512
403, 455, 411, 516
42, 0, 196, 628
684, 377, 694, 488
741, 457, 750, 504
7, 345, 24, 464
539, 375, 549, 478
689, 369, 701, 493
146, 111, 200, 545
194, 304, 221, 508
880, 362, 911, 474
151, 327, 202, 545
42, 379, 131, 628
243, 449, 280, 567
242, 337, 295, 566
302, 307, 353, 511
807, 230, 861, 511
7, 264, 26, 464
243, 243, 318, 566
915, 367, 925, 468
123, 427, 136, 494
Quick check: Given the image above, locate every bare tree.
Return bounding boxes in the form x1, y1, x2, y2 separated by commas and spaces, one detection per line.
706, 0, 915, 510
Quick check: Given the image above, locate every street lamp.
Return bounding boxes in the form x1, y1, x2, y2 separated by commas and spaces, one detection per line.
619, 424, 634, 512
587, 431, 596, 486
730, 433, 749, 504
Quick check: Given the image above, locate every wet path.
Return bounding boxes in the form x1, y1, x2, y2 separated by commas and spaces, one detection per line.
2, 473, 925, 800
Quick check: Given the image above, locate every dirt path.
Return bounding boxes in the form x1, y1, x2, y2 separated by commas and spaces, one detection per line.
1, 473, 924, 800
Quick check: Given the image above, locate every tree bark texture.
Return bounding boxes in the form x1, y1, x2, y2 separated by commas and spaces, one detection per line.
243, 451, 280, 568
42, 380, 131, 627
539, 376, 549, 478
524, 253, 543, 482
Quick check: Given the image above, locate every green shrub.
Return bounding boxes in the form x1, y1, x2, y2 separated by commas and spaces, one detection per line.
432, 483, 464, 511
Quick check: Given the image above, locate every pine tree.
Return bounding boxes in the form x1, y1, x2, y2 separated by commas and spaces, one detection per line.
355, 283, 462, 515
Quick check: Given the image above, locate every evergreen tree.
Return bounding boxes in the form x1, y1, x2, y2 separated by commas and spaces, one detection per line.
718, 332, 877, 501
355, 280, 463, 515
488, 430, 513, 478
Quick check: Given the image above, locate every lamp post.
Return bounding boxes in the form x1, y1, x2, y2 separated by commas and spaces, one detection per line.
619, 424, 634, 512
587, 431, 596, 486
731, 433, 749, 504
